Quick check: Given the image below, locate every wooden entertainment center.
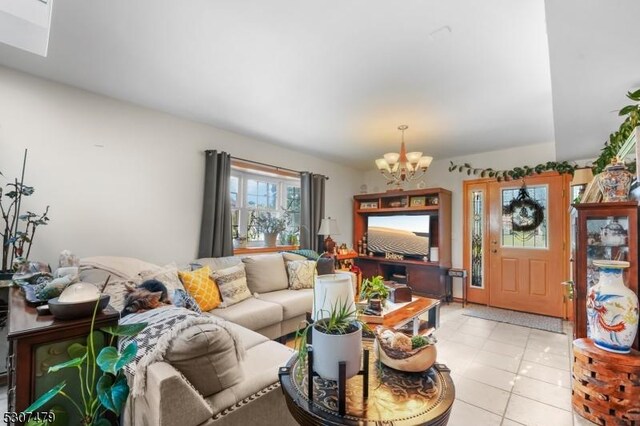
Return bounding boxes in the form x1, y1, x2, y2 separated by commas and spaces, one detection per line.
353, 188, 452, 300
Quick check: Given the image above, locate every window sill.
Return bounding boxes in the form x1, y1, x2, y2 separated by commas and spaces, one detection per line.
233, 245, 299, 255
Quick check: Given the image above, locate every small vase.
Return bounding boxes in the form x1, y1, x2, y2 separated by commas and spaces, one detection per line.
598, 161, 633, 202
587, 260, 639, 353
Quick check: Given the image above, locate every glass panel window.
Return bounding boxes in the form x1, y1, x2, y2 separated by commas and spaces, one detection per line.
470, 190, 484, 288
230, 176, 239, 208
501, 185, 548, 248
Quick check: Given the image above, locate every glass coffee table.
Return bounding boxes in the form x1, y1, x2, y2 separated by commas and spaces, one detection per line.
279, 339, 454, 425
359, 295, 441, 336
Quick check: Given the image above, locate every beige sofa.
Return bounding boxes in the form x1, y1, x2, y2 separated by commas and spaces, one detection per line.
80, 252, 354, 426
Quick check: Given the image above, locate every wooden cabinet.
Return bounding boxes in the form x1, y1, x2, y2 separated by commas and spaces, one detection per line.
353, 188, 452, 300
572, 202, 639, 351
7, 288, 119, 419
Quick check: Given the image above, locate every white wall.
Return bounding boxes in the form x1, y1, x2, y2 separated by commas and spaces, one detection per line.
0, 66, 363, 266
363, 142, 557, 298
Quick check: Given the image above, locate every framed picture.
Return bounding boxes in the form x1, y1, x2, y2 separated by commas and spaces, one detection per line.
360, 201, 378, 209
409, 196, 426, 207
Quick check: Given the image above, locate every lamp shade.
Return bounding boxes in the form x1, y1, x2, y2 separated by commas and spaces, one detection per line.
418, 156, 433, 168
318, 218, 340, 235
313, 274, 355, 320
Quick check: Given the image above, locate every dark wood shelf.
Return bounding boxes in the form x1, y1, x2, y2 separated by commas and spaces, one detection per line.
356, 255, 441, 267
356, 206, 440, 214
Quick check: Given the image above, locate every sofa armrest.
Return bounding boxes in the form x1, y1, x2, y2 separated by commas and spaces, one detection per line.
125, 362, 213, 426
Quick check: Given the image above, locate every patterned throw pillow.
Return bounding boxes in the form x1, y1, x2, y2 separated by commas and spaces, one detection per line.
178, 266, 222, 311
172, 289, 202, 314
287, 260, 316, 290
139, 263, 185, 295
211, 263, 252, 308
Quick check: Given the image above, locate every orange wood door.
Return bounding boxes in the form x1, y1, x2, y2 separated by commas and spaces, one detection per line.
487, 174, 568, 317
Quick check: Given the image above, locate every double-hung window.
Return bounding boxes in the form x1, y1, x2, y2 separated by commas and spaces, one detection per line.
230, 163, 300, 247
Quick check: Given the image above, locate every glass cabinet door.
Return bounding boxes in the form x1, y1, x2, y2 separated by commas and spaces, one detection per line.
585, 215, 631, 287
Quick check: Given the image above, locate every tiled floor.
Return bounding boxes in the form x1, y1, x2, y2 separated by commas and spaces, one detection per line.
436, 303, 595, 426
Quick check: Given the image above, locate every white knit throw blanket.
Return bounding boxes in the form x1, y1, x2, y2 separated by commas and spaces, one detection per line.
119, 306, 245, 397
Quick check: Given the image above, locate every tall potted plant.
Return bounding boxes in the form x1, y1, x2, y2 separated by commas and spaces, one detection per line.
0, 150, 50, 278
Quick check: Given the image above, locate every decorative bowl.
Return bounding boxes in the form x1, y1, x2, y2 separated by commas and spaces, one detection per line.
374, 326, 437, 372
48, 294, 110, 320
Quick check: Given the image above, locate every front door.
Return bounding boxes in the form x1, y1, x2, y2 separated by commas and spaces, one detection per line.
464, 173, 569, 317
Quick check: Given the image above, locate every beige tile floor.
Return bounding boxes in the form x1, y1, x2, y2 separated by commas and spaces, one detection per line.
436, 303, 596, 426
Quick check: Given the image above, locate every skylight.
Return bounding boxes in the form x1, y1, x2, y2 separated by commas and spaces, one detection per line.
0, 0, 53, 56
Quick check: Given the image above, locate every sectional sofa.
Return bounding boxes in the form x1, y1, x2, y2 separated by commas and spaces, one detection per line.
79, 252, 355, 426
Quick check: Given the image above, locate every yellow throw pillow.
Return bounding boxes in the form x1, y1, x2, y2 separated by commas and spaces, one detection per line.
178, 265, 221, 311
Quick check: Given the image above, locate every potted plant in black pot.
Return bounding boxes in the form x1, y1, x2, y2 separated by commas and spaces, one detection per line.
0, 151, 50, 279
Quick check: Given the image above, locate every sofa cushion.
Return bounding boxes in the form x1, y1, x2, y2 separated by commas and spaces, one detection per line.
165, 320, 244, 398
286, 260, 316, 290
224, 320, 269, 351
282, 252, 307, 263
194, 256, 242, 272
211, 263, 252, 308
179, 266, 222, 311
242, 254, 289, 294
139, 263, 185, 295
205, 340, 294, 416
209, 297, 283, 331
257, 289, 313, 320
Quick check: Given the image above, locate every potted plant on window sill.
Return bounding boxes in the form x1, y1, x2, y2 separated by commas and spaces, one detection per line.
252, 211, 287, 247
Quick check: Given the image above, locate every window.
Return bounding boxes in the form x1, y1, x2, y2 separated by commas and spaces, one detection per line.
230, 163, 301, 247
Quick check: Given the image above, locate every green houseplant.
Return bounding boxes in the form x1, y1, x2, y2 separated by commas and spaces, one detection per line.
25, 299, 147, 425
295, 300, 366, 380
360, 276, 390, 306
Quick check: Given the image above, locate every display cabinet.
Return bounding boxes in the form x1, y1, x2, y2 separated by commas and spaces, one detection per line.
572, 202, 639, 350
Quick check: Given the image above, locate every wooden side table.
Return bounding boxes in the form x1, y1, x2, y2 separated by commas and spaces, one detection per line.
7, 287, 119, 418
572, 338, 640, 425
279, 340, 455, 425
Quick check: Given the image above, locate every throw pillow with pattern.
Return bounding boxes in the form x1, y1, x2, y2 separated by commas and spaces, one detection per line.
178, 265, 222, 311
211, 263, 252, 308
172, 289, 202, 314
287, 260, 316, 290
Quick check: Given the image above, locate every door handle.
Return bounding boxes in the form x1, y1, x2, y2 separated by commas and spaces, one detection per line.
491, 240, 497, 245
491, 249, 497, 254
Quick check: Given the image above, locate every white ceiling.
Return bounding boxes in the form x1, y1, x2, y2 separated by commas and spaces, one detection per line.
0, 0, 597, 169
545, 0, 640, 162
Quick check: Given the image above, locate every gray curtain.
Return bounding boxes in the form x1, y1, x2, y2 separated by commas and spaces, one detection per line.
300, 172, 326, 252
198, 150, 233, 258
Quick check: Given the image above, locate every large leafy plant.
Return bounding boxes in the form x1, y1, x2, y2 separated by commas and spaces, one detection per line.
25, 300, 146, 425
360, 276, 390, 304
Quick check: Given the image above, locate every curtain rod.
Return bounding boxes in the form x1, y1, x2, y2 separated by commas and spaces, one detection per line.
205, 151, 329, 180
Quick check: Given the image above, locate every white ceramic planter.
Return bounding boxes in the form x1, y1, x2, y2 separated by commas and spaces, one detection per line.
311, 321, 362, 381
587, 260, 639, 353
313, 274, 355, 321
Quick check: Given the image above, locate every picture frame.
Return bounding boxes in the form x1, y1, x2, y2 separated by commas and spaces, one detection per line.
360, 201, 378, 209
409, 196, 426, 207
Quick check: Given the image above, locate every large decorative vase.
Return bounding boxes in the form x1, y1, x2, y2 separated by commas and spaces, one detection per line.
598, 161, 633, 202
587, 260, 639, 353
311, 321, 362, 380
263, 232, 278, 247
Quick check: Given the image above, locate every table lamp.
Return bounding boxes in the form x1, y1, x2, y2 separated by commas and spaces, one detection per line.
318, 217, 340, 253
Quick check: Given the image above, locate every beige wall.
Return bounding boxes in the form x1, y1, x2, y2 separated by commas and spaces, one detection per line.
0, 66, 362, 266
363, 142, 557, 298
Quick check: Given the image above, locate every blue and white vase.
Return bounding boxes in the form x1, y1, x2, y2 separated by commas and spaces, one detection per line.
587, 260, 639, 353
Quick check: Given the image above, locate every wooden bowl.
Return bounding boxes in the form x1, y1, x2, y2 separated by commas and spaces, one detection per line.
48, 294, 110, 320
374, 326, 437, 372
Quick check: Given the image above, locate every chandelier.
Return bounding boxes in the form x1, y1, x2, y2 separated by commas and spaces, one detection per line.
375, 125, 433, 189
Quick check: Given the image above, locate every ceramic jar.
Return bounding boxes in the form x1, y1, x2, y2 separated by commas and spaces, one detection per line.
598, 161, 633, 202
587, 260, 639, 353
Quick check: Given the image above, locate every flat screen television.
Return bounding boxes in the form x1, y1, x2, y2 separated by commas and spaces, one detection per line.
367, 215, 430, 259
